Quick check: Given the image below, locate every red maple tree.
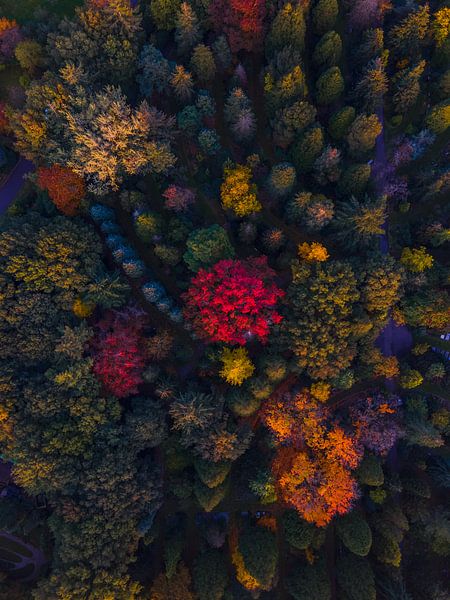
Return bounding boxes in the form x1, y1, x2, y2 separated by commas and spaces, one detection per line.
209, 0, 266, 53
182, 257, 284, 345
37, 165, 86, 216
92, 307, 148, 398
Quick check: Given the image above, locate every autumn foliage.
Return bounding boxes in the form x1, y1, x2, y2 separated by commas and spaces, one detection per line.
0, 18, 22, 59
37, 165, 86, 216
264, 390, 362, 526
92, 307, 148, 398
182, 257, 284, 345
209, 0, 266, 53
263, 389, 403, 525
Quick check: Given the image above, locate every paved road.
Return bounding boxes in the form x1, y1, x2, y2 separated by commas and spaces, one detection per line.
373, 107, 412, 363
0, 157, 34, 215
0, 531, 47, 582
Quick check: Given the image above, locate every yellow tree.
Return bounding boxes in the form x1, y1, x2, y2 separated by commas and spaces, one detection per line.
220, 347, 255, 385
221, 164, 261, 217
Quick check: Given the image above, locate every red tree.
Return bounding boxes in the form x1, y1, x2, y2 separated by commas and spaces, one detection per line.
209, 0, 266, 53
92, 307, 148, 398
37, 165, 86, 216
182, 257, 284, 345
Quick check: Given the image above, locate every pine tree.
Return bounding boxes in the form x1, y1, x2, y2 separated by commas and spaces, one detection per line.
175, 2, 201, 55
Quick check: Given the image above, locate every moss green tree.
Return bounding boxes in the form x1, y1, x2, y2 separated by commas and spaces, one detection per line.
315, 66, 344, 105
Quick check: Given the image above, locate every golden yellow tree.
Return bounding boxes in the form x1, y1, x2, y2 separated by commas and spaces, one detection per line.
221, 164, 261, 217
220, 347, 255, 385
298, 241, 329, 262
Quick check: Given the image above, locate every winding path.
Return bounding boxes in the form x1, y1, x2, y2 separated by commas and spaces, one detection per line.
0, 157, 34, 214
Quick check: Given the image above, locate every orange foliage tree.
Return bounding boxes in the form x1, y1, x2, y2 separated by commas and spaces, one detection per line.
37, 164, 85, 216
263, 389, 362, 526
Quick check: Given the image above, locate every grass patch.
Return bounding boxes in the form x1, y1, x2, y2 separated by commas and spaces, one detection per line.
0, 0, 82, 22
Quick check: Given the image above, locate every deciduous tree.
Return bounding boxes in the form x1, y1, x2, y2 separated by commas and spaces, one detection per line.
183, 257, 284, 345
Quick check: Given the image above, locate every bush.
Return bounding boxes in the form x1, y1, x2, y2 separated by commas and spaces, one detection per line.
328, 106, 356, 140
268, 162, 297, 197
184, 225, 235, 272
315, 66, 344, 105
356, 454, 384, 487
135, 212, 161, 242
122, 258, 145, 278
336, 554, 376, 600
220, 347, 255, 386
312, 31, 342, 69
164, 529, 184, 579
286, 561, 331, 600
400, 368, 424, 389
425, 101, 450, 134
194, 458, 231, 488
372, 533, 401, 567
262, 356, 288, 382
238, 524, 278, 591
194, 479, 227, 511
347, 113, 382, 155
227, 390, 261, 417
249, 376, 274, 400
312, 0, 338, 35
338, 163, 371, 196
336, 512, 372, 557
282, 509, 315, 550
193, 550, 228, 600
291, 126, 324, 173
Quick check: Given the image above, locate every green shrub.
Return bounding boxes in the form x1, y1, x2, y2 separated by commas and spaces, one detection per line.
239, 524, 278, 591
292, 126, 324, 173
356, 455, 384, 487
338, 163, 371, 197
336, 554, 376, 600
135, 211, 162, 242
329, 106, 356, 140
315, 66, 344, 105
227, 389, 261, 417
194, 458, 231, 488
312, 0, 338, 35
312, 31, 342, 68
194, 479, 228, 512
286, 561, 331, 600
282, 510, 315, 550
193, 550, 228, 600
426, 100, 450, 134
336, 512, 372, 557
183, 225, 235, 272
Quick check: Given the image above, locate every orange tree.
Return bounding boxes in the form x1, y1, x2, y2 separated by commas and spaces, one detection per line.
37, 165, 85, 216
263, 389, 362, 526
